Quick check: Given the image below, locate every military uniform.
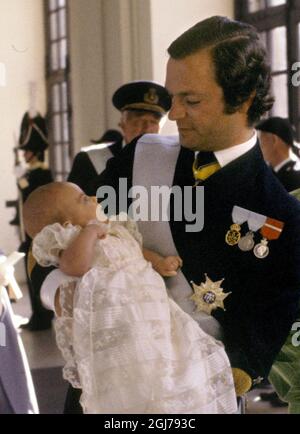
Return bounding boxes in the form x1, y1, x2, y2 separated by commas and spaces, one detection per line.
17, 112, 54, 331
256, 117, 300, 192
273, 159, 300, 193
68, 139, 123, 196
93, 134, 300, 384
68, 81, 171, 196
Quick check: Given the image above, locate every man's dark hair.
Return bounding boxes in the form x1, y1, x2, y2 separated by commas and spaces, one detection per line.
168, 16, 274, 125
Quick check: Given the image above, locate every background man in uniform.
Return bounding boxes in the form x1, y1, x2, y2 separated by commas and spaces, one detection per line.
68, 81, 171, 195
17, 112, 54, 331
256, 116, 300, 192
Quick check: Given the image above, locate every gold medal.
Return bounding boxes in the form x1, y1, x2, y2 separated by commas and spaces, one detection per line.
226, 206, 251, 247
225, 223, 241, 246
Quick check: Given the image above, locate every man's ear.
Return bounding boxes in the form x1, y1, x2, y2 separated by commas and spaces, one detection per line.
272, 133, 282, 148
238, 91, 256, 114
118, 111, 127, 131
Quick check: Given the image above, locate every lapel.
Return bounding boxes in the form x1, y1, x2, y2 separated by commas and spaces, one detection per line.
172, 146, 195, 187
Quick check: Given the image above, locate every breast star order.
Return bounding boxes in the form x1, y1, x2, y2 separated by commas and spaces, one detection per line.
190, 274, 231, 315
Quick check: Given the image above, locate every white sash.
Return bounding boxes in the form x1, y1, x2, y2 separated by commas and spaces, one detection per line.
133, 134, 222, 339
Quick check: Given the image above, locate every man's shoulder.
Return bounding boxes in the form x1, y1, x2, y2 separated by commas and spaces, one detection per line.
69, 151, 95, 176
261, 168, 300, 221
136, 133, 180, 148
79, 144, 112, 157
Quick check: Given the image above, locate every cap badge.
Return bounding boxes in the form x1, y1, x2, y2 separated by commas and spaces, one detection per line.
144, 88, 159, 105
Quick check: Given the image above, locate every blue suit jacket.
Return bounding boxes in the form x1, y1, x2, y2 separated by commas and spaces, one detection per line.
94, 138, 300, 383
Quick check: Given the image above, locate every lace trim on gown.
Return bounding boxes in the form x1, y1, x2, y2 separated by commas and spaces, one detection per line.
32, 223, 82, 267
33, 219, 237, 414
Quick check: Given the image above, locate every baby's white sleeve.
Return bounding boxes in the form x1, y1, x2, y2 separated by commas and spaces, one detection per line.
32, 223, 81, 267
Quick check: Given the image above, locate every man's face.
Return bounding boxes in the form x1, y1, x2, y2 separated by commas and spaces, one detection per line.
119, 111, 161, 144
24, 150, 35, 163
165, 49, 247, 152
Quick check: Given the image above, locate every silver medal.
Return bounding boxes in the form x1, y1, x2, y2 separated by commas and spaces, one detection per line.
253, 239, 269, 259
238, 231, 255, 251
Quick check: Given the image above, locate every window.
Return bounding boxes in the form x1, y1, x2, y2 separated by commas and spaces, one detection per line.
236, 0, 300, 140
45, 0, 72, 181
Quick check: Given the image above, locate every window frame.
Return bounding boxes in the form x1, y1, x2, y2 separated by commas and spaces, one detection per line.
235, 0, 300, 140
44, 0, 73, 181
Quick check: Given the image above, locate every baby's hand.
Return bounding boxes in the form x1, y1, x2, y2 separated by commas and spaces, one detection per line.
156, 256, 183, 277
84, 224, 107, 240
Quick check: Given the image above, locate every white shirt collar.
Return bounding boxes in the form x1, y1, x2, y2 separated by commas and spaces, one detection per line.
213, 131, 257, 168
274, 157, 292, 173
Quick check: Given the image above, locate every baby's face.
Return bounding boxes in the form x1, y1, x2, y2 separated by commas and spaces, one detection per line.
60, 183, 98, 227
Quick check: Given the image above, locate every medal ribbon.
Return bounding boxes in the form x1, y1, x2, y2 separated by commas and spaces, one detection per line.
247, 211, 267, 232
260, 217, 284, 241
232, 206, 250, 225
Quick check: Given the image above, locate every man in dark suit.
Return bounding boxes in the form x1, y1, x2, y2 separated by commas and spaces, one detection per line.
67, 81, 171, 195
32, 16, 300, 412
256, 117, 300, 192
94, 16, 300, 397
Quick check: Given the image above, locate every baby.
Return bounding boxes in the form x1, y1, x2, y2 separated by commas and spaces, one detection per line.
24, 182, 182, 277
23, 182, 237, 414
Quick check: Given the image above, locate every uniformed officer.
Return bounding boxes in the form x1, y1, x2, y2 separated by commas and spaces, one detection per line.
256, 117, 300, 192
67, 81, 171, 195
17, 112, 54, 331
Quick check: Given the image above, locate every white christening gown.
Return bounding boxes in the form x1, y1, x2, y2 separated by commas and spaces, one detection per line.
33, 217, 237, 414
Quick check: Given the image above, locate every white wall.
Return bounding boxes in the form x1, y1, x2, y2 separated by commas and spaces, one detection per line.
0, 0, 46, 268
69, 0, 153, 153
150, 0, 234, 134
69, 0, 106, 152
69, 0, 234, 147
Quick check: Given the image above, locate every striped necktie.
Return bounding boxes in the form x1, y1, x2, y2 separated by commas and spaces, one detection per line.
193, 151, 221, 183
